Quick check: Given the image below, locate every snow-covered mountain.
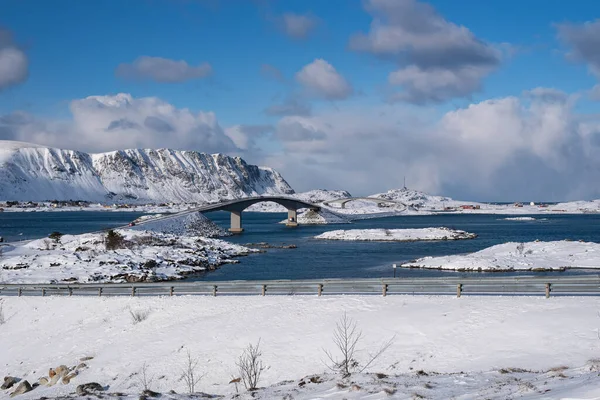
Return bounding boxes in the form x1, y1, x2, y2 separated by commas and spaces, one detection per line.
0, 141, 294, 203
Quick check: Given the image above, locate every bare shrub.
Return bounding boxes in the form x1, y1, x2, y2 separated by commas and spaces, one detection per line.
105, 229, 125, 250
129, 308, 150, 324
137, 362, 154, 391
42, 239, 52, 250
324, 312, 395, 377
236, 340, 265, 390
516, 243, 525, 255
181, 350, 206, 394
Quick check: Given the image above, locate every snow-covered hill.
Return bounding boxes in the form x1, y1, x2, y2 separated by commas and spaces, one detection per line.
369, 187, 468, 210
0, 141, 294, 203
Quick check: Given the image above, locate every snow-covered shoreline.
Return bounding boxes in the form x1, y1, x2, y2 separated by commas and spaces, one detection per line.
0, 229, 256, 284
401, 240, 600, 271
315, 227, 477, 241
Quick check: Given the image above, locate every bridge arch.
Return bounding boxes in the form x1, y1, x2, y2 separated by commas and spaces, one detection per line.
201, 196, 321, 233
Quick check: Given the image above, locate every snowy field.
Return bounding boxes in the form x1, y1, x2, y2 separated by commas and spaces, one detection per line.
402, 240, 600, 271
1, 295, 600, 399
315, 227, 477, 241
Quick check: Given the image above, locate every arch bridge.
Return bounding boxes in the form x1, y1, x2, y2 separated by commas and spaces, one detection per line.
136, 196, 321, 233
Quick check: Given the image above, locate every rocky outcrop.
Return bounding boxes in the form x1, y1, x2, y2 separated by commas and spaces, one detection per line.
76, 382, 104, 396
1, 376, 18, 390
9, 381, 31, 397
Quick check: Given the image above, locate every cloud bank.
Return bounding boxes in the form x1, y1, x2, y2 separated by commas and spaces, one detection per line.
350, 0, 501, 103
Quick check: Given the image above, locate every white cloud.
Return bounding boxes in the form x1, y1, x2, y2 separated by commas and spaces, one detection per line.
116, 56, 212, 83
279, 13, 318, 39
0, 28, 28, 91
295, 59, 353, 100
350, 0, 501, 103
265, 89, 600, 201
0, 93, 236, 154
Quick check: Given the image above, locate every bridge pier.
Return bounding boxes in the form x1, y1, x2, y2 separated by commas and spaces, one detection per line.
229, 211, 244, 233
286, 209, 298, 227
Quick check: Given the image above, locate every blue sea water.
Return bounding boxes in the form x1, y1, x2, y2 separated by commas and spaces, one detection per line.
1, 211, 599, 281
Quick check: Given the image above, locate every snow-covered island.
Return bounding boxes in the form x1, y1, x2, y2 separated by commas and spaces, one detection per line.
0, 229, 257, 284
314, 227, 477, 241
0, 213, 256, 284
503, 216, 537, 221
401, 240, 600, 271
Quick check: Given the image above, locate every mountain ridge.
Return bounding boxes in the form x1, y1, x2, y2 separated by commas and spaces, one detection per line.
0, 140, 294, 203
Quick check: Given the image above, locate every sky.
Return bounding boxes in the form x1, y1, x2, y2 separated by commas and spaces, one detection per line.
1, 0, 600, 201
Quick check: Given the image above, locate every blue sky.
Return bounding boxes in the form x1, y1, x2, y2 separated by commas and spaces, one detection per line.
1, 0, 600, 200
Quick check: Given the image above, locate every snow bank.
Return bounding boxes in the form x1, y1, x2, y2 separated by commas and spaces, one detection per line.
131, 212, 230, 237
402, 240, 600, 271
1, 295, 599, 399
315, 227, 476, 241
0, 229, 256, 283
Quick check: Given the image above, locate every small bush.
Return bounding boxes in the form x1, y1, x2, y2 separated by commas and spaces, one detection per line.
49, 231, 63, 243
106, 230, 125, 250
129, 308, 150, 324
181, 350, 206, 394
137, 362, 154, 392
237, 340, 265, 390
42, 239, 52, 250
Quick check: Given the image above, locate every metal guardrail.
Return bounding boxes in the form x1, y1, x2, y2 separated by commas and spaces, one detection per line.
1, 275, 600, 298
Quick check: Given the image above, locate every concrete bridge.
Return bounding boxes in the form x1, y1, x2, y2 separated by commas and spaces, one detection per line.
134, 196, 321, 233
324, 197, 407, 211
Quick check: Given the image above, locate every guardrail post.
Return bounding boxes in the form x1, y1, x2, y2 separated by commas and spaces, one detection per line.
98, 288, 102, 297
545, 283, 551, 298
18, 287, 22, 297
170, 286, 174, 296
318, 284, 323, 296
68, 287, 72, 297
261, 284, 266, 296
213, 285, 218, 297
131, 287, 136, 297
457, 284, 462, 298
382, 284, 388, 297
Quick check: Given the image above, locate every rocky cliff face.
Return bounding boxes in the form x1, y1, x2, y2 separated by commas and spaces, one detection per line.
0, 141, 294, 203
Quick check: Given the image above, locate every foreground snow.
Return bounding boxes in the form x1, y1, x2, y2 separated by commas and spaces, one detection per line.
402, 240, 600, 271
1, 295, 600, 399
0, 229, 256, 283
315, 227, 476, 241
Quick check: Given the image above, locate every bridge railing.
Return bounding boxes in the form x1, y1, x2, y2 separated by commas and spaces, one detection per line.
1, 275, 599, 298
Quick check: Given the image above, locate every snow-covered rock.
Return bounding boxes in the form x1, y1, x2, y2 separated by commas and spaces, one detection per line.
401, 240, 600, 271
0, 229, 257, 283
0, 140, 293, 203
503, 217, 536, 221
314, 227, 477, 241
